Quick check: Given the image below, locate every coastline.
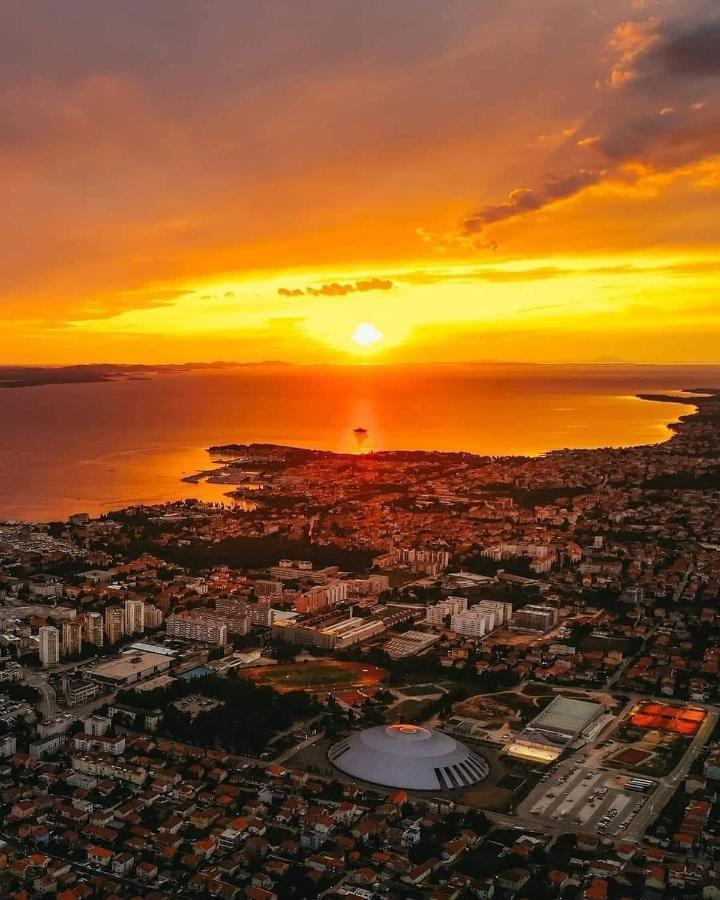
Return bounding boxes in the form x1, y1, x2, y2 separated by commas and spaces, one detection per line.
186, 388, 718, 505
202, 387, 711, 466
0, 381, 713, 524
635, 387, 720, 441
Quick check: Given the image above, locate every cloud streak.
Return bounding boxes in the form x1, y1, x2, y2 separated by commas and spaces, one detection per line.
278, 278, 393, 297
462, 171, 600, 233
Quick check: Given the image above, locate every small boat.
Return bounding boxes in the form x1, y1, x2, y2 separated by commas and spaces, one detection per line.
353, 427, 368, 434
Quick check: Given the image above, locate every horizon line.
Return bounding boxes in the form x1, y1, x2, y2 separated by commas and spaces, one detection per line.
4, 359, 720, 370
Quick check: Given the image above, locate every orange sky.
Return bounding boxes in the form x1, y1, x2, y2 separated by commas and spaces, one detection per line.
3, 0, 720, 364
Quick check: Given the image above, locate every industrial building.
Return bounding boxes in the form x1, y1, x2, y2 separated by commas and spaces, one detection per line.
328, 723, 489, 790
384, 630, 440, 658
61, 674, 102, 707
272, 611, 385, 650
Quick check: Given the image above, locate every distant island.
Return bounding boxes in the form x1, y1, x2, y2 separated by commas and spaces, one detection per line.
0, 360, 290, 389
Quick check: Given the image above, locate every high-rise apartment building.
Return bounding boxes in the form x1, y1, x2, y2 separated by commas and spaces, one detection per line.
269, 559, 313, 581
295, 581, 348, 615
143, 603, 164, 630
39, 625, 60, 668
61, 620, 83, 657
124, 599, 145, 635
104, 606, 125, 644
84, 612, 104, 647
295, 590, 329, 615
474, 600, 513, 627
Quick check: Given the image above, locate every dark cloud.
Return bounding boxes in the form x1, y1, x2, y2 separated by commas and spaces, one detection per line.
643, 20, 720, 79
462, 171, 599, 233
458, 8, 720, 241
278, 278, 393, 297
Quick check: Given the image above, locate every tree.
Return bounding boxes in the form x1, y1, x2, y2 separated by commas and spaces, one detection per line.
408, 826, 440, 864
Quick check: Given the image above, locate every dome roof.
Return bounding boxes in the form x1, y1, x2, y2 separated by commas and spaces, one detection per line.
328, 724, 489, 790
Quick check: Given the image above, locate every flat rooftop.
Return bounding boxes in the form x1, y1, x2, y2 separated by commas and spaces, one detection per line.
89, 650, 171, 683
127, 641, 177, 657
133, 674, 175, 693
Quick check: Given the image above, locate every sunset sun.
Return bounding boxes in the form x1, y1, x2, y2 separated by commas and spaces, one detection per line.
351, 322, 383, 347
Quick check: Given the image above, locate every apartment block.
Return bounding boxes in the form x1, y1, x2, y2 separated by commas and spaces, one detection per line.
166, 612, 228, 646
513, 604, 558, 633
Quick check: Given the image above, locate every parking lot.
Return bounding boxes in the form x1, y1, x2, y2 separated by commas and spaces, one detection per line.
520, 764, 652, 837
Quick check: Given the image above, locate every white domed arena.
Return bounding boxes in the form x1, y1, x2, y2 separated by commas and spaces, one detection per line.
328, 724, 489, 791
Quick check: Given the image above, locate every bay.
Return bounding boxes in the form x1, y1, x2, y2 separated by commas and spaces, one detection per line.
0, 363, 715, 521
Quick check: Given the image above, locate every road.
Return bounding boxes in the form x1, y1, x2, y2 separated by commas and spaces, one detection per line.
275, 730, 326, 764
604, 622, 660, 691
627, 704, 718, 838
24, 671, 57, 720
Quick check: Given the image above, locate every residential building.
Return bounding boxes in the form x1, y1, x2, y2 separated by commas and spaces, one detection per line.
254, 579, 283, 599
84, 611, 104, 647
215, 596, 251, 636
124, 599, 145, 635
61, 620, 82, 657
143, 603, 164, 630
166, 611, 228, 646
248, 600, 275, 627
513, 604, 558, 633
426, 596, 468, 626
450, 607, 494, 638
104, 606, 125, 644
39, 625, 60, 668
